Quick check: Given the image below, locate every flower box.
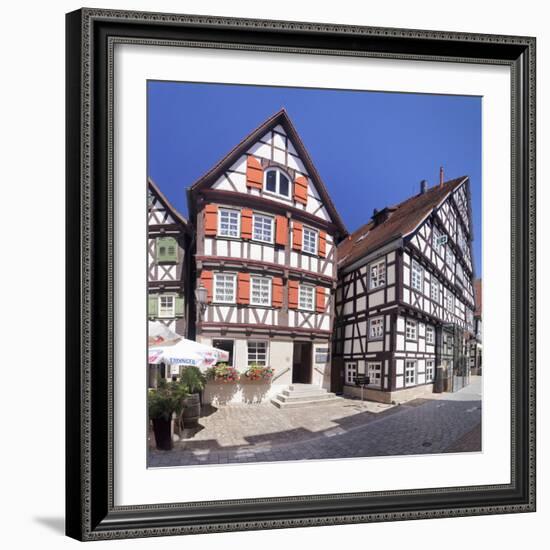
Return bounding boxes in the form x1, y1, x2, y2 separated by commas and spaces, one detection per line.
244, 364, 274, 382
206, 363, 240, 383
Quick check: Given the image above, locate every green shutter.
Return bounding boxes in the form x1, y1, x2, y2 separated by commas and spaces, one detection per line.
175, 296, 185, 318
148, 294, 158, 317
156, 237, 178, 263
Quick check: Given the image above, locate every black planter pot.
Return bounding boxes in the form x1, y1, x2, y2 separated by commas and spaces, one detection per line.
152, 417, 172, 450
182, 393, 201, 428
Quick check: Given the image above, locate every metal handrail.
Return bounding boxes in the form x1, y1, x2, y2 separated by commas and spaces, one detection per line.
272, 367, 291, 382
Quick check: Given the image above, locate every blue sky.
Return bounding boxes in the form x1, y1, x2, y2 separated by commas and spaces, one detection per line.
148, 81, 482, 275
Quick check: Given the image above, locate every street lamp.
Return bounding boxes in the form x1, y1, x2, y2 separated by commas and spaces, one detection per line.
195, 284, 208, 319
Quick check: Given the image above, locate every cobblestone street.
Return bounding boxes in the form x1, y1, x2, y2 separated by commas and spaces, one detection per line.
148, 376, 482, 468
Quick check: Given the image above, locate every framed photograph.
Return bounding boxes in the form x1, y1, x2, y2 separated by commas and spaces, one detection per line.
66, 8, 536, 541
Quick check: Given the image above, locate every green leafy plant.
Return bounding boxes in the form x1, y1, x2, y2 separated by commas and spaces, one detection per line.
148, 378, 188, 420
179, 366, 207, 394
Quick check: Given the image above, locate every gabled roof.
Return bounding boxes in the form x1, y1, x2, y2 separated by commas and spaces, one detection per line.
188, 109, 347, 236
337, 176, 469, 270
148, 177, 189, 228
474, 278, 482, 317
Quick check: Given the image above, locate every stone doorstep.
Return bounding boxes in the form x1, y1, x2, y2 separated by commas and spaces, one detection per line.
276, 392, 337, 403
271, 396, 344, 409
281, 388, 328, 395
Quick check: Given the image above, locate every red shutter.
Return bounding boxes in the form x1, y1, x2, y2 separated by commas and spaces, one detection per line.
316, 286, 326, 313
288, 280, 299, 309
200, 271, 213, 303
292, 221, 303, 251
272, 277, 283, 308
319, 231, 327, 257
204, 204, 218, 236
246, 156, 263, 189
238, 273, 250, 305
275, 215, 288, 246
293, 175, 308, 205
241, 208, 253, 239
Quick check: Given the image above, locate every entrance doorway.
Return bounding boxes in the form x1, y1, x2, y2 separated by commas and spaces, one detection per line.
292, 342, 312, 384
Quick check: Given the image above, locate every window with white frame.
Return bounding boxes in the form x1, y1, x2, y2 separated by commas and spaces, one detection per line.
264, 168, 290, 198
426, 325, 435, 345
368, 317, 384, 340
369, 258, 386, 289
367, 362, 382, 387
158, 295, 175, 318
214, 273, 236, 303
447, 247, 456, 268
252, 213, 274, 243
430, 278, 439, 302
212, 339, 234, 366
299, 284, 315, 311
247, 341, 268, 366
426, 360, 435, 382
302, 226, 318, 255
405, 360, 416, 386
218, 208, 240, 238
432, 227, 444, 257
458, 226, 466, 253
345, 362, 357, 384
445, 289, 455, 312
250, 276, 271, 306
406, 319, 417, 340
411, 260, 423, 291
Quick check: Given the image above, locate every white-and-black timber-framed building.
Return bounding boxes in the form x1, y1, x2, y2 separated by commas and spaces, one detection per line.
469, 278, 483, 375
186, 109, 348, 403
147, 178, 194, 368
332, 176, 477, 403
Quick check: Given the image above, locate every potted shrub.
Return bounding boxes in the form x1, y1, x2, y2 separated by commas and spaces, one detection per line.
148, 379, 187, 450
206, 362, 240, 383
179, 366, 207, 428
244, 363, 274, 381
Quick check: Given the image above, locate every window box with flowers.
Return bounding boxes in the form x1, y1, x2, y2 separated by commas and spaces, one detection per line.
244, 363, 274, 382
206, 363, 240, 383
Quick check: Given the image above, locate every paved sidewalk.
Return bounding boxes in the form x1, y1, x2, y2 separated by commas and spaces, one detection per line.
148, 376, 482, 467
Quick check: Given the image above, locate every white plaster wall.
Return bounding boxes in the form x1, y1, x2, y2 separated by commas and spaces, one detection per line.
199, 338, 294, 405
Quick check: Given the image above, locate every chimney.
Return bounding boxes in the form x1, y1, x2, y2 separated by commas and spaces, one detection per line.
439, 166, 444, 187
420, 179, 428, 194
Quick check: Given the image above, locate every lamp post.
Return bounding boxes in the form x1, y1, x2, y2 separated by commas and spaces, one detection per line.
195, 284, 208, 321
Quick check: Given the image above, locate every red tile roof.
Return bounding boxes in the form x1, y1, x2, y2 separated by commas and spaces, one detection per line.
474, 278, 482, 317
337, 176, 468, 269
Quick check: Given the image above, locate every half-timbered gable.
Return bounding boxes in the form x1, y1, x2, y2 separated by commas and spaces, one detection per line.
147, 179, 192, 337
333, 176, 476, 403
188, 110, 347, 403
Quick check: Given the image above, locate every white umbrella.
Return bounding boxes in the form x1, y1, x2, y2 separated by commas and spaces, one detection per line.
148, 320, 180, 346
148, 337, 229, 371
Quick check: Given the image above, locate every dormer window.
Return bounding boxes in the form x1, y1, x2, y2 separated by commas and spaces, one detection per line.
264, 168, 290, 198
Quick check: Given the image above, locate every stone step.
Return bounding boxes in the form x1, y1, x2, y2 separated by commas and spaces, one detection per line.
282, 388, 328, 397
277, 391, 337, 403
271, 395, 343, 409
288, 384, 322, 391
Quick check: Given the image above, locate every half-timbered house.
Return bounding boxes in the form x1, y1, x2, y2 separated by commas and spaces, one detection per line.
147, 178, 193, 371
187, 109, 347, 403
469, 278, 483, 375
333, 176, 476, 403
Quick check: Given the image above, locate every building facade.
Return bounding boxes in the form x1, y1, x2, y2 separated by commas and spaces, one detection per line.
187, 110, 347, 403
147, 178, 193, 340
333, 177, 476, 403
469, 278, 483, 375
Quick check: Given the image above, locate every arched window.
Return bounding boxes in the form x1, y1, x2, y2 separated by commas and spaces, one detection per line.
264, 168, 290, 198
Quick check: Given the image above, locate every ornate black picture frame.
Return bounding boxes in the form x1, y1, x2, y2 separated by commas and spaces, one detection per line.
66, 8, 536, 541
